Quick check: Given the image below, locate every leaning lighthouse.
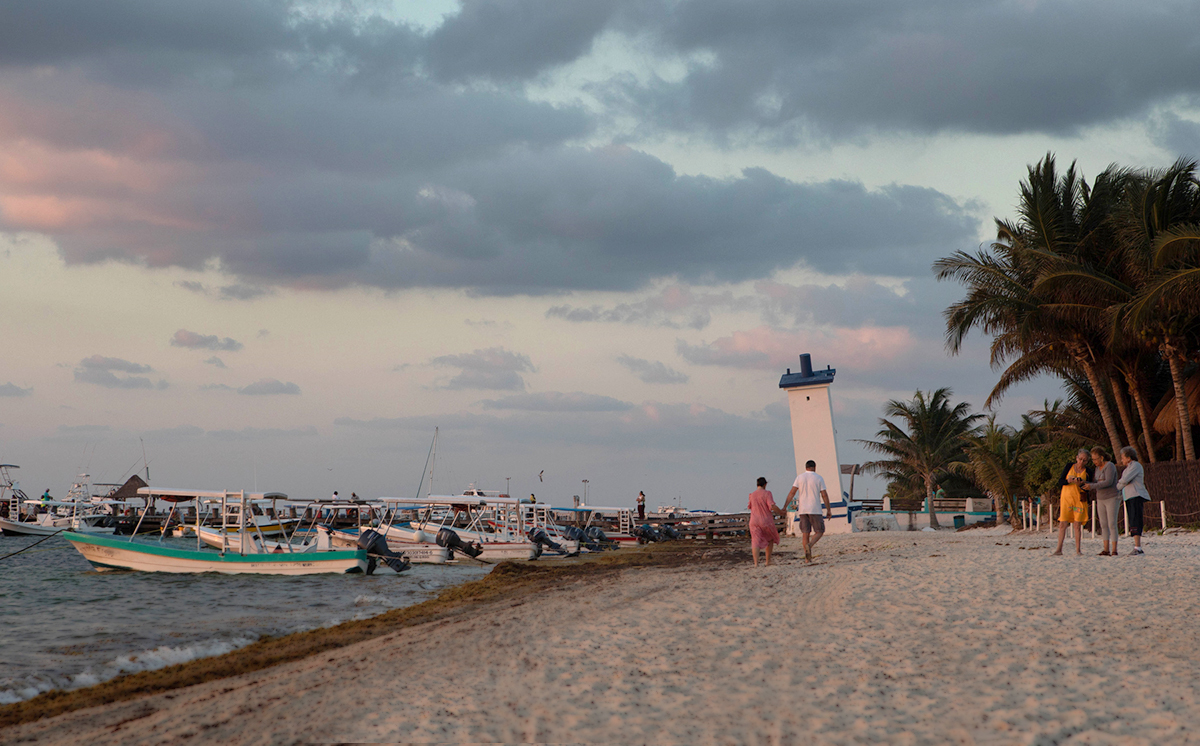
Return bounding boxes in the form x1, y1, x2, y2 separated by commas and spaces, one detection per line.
779, 353, 850, 534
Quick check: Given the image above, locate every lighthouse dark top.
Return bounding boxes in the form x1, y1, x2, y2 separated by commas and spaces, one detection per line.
779, 353, 836, 389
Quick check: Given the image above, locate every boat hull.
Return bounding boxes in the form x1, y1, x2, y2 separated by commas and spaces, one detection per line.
0, 517, 63, 536
63, 532, 368, 575
330, 530, 450, 564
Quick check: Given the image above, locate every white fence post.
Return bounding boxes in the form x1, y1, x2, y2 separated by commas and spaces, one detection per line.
1160, 501, 1167, 531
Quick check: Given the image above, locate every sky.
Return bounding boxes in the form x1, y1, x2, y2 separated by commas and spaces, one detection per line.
2, 0, 1199, 510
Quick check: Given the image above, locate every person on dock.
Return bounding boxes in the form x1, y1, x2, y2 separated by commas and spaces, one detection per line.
1084, 447, 1119, 556
1053, 449, 1092, 556
636, 491, 645, 521
1116, 446, 1151, 556
785, 460, 831, 563
747, 477, 785, 567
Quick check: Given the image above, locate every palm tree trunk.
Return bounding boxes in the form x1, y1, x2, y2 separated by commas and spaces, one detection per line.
1165, 348, 1196, 461
1077, 357, 1124, 457
1128, 373, 1159, 463
925, 475, 940, 529
1110, 374, 1139, 453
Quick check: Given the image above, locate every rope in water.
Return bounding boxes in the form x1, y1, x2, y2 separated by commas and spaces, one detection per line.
0, 529, 66, 561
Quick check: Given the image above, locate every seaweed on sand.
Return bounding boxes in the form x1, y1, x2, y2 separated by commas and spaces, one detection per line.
0, 541, 746, 729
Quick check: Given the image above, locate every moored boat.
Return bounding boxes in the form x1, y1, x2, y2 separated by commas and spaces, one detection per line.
63, 531, 368, 574
61, 487, 372, 575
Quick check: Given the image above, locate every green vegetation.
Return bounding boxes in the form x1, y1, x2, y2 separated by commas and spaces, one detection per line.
935, 154, 1200, 463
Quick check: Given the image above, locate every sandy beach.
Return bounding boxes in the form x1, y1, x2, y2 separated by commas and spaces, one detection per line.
4, 529, 1199, 745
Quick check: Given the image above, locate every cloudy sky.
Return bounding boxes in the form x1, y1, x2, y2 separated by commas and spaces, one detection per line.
2, 0, 1197, 509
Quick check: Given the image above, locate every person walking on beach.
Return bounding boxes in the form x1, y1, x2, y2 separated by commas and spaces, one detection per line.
1053, 449, 1092, 556
785, 460, 832, 563
1085, 447, 1120, 556
1116, 446, 1151, 555
636, 491, 645, 521
747, 477, 785, 567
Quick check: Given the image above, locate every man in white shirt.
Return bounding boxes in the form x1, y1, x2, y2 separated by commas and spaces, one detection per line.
784, 460, 832, 563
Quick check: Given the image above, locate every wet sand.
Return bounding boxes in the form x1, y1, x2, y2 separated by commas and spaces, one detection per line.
4, 529, 1199, 745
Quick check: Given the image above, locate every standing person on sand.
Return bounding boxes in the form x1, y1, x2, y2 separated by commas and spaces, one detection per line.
747, 477, 786, 567
784, 460, 832, 563
636, 491, 645, 521
1116, 446, 1151, 556
1053, 449, 1092, 556
1084, 447, 1120, 556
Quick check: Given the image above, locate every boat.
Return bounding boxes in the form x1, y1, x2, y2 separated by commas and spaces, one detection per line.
389, 494, 570, 562
551, 504, 639, 546
61, 488, 372, 575
63, 532, 368, 574
329, 521, 451, 564
0, 469, 117, 536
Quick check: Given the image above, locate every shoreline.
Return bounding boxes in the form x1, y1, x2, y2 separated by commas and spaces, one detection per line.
5, 530, 1200, 744
0, 542, 732, 732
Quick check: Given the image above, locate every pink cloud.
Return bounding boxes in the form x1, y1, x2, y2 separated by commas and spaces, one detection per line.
677, 325, 915, 370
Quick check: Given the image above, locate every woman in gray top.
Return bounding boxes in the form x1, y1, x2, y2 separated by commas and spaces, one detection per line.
1117, 446, 1152, 555
1085, 447, 1120, 556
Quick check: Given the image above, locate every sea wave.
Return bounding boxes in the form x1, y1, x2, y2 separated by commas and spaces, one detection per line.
0, 637, 255, 705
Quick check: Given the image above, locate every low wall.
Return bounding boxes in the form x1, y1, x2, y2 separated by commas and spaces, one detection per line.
855, 509, 995, 531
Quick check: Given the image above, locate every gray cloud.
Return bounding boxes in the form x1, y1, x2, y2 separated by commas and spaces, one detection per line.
427, 0, 621, 82
73, 355, 166, 389
204, 356, 227, 368
431, 347, 534, 391
619, 0, 1200, 139
171, 329, 243, 351
219, 284, 273, 301
238, 378, 300, 395
201, 383, 236, 391
548, 285, 742, 330
615, 355, 689, 385
0, 382, 32, 397
676, 339, 771, 369
207, 426, 317, 441
7, 0, 1192, 303
481, 391, 634, 412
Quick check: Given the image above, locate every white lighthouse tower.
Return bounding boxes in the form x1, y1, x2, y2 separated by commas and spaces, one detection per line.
779, 353, 850, 534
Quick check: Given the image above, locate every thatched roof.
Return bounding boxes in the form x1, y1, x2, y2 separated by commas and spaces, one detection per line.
106, 474, 148, 500
1152, 373, 1200, 434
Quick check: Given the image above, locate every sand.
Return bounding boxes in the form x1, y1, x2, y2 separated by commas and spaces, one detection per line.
4, 529, 1200, 745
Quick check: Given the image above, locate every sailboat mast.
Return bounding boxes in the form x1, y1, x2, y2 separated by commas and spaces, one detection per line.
428, 427, 438, 497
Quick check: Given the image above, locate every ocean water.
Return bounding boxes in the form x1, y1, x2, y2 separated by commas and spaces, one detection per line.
0, 534, 490, 704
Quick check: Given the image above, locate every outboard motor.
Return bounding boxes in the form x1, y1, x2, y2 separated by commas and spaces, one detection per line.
563, 525, 586, 542
435, 527, 483, 559
631, 524, 660, 543
527, 527, 563, 552
357, 529, 411, 575
584, 526, 611, 547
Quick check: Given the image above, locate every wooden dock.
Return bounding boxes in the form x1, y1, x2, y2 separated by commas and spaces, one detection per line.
637, 512, 786, 541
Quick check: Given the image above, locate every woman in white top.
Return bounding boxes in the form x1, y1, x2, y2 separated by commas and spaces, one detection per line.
1116, 446, 1151, 556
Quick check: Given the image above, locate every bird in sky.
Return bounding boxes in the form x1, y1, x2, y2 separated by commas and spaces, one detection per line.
538, 470, 544, 482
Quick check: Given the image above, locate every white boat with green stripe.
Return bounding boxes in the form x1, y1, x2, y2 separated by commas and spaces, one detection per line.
64, 531, 369, 574
62, 487, 369, 575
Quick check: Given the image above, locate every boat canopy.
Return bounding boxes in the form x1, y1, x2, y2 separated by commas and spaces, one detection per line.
382, 495, 521, 507
137, 487, 287, 501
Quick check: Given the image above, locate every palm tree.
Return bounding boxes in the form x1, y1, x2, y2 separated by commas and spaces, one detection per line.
950, 416, 1031, 528
1117, 161, 1200, 459
935, 155, 1127, 457
1023, 160, 1200, 460
857, 389, 983, 529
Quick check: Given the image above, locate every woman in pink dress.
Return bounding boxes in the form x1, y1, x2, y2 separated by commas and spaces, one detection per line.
747, 477, 786, 567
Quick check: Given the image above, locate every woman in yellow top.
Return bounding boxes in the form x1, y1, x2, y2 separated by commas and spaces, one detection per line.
1053, 449, 1092, 555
